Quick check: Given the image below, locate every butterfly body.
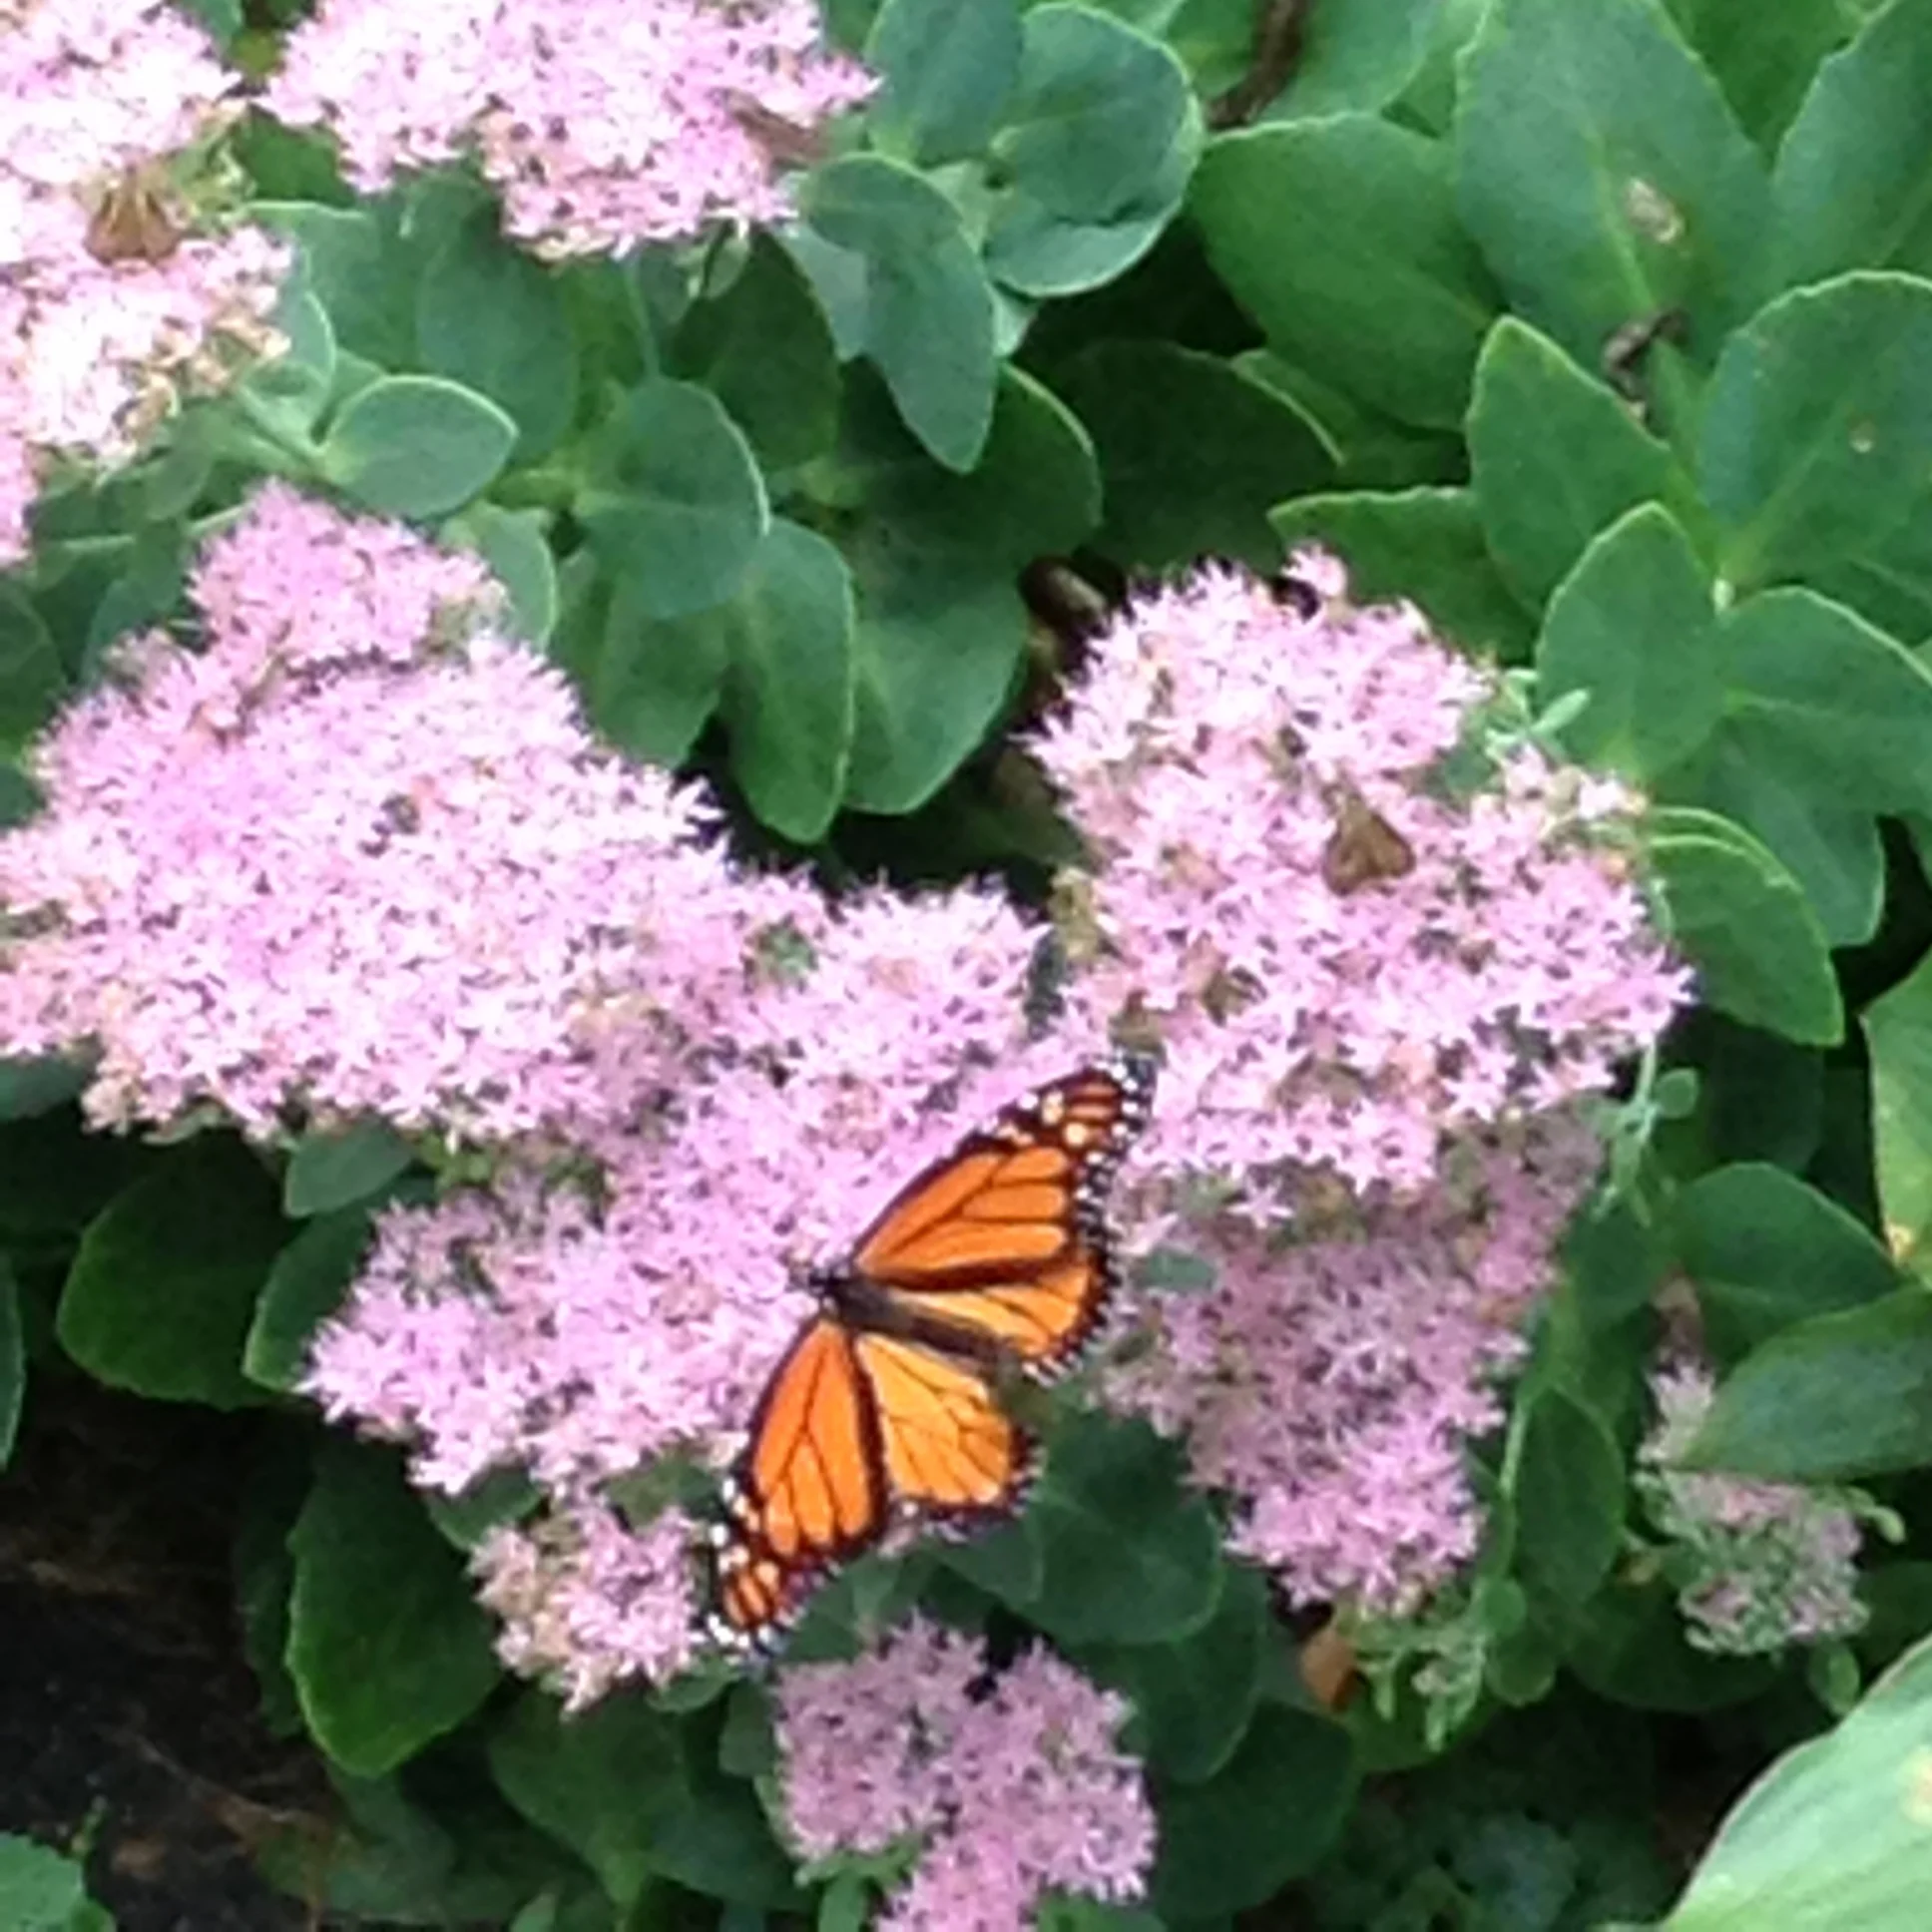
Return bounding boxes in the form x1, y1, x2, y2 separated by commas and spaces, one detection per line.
705, 1053, 1156, 1654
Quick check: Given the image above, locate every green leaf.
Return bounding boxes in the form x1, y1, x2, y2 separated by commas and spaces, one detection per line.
1191, 115, 1495, 429
286, 1441, 499, 1775
244, 1205, 377, 1392
491, 1693, 800, 1911
717, 520, 857, 842
984, 103, 1198, 297
1664, 1631, 1932, 1930
839, 367, 1098, 810
0, 584, 63, 750
865, 0, 1022, 163
674, 237, 840, 472
1083, 1567, 1268, 1783
57, 1138, 285, 1407
1468, 315, 1681, 609
0, 1057, 88, 1123
238, 282, 336, 443
253, 202, 417, 368
1700, 273, 1932, 591
1026, 1415, 1222, 1645
1151, 1704, 1355, 1917
800, 157, 998, 470
1649, 808, 1843, 1046
1679, 1163, 1902, 1361
284, 1121, 414, 1217
580, 379, 769, 620
582, 565, 729, 767
1664, 0, 1850, 154
1054, 341, 1332, 568
319, 375, 516, 517
1269, 486, 1534, 658
0, 1116, 153, 1240
1863, 947, 1932, 1272
1455, 0, 1772, 365
0, 1835, 95, 1931
1510, 1388, 1625, 1612
995, 4, 1191, 220
444, 503, 559, 646
1571, 1581, 1776, 1711
0, 1259, 20, 1469
1684, 726, 1885, 948
940, 1513, 1042, 1602
1685, 1288, 1932, 1481
1697, 1022, 1824, 1172
423, 1465, 542, 1551
1771, 0, 1932, 289
1267, 0, 1438, 119
416, 209, 576, 458
1708, 589, 1932, 814
1564, 1196, 1670, 1332
1538, 503, 1722, 778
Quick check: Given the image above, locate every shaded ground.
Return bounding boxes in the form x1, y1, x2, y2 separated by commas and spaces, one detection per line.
0, 1378, 333, 1930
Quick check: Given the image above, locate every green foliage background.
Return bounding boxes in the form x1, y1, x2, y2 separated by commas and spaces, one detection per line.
8, 0, 1932, 1924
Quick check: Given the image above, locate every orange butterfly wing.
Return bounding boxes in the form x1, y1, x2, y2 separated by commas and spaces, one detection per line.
706, 1322, 1028, 1650
709, 1314, 884, 1642
846, 1055, 1155, 1368
707, 1054, 1155, 1653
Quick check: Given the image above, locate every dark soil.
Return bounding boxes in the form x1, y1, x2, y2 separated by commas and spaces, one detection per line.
0, 1378, 334, 1931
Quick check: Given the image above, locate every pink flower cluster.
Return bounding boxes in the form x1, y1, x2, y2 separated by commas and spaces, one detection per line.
1035, 556, 1690, 1202
1114, 1117, 1606, 1609
0, 0, 287, 563
473, 1500, 702, 1708
0, 483, 744, 1142
1639, 1357, 1874, 1656
1039, 558, 1690, 1614
264, 0, 873, 260
304, 881, 1082, 1675
775, 1619, 1156, 1932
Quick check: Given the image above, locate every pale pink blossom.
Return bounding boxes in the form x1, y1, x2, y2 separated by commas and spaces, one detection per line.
474, 1500, 701, 1707
776, 1620, 1155, 1931
0, 0, 287, 562
1113, 1114, 1606, 1610
1640, 1356, 1877, 1655
1035, 558, 1690, 1204
265, 0, 873, 259
0, 484, 752, 1142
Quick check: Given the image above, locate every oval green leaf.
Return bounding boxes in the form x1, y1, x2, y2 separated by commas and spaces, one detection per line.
319, 374, 517, 518
1468, 314, 1680, 609
1192, 114, 1496, 429
1700, 272, 1932, 591
1538, 502, 1723, 778
1677, 1162, 1904, 1359
286, 1441, 499, 1775
1649, 808, 1843, 1046
580, 379, 769, 620
57, 1137, 286, 1407
1684, 1289, 1932, 1482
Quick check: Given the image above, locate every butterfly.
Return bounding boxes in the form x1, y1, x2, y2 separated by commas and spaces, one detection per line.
704, 1052, 1157, 1654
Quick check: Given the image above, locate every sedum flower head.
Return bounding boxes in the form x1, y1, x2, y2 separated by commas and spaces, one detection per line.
776, 1619, 1156, 1932
1034, 556, 1690, 1203
1640, 1356, 1877, 1656
0, 484, 747, 1142
0, 0, 288, 561
473, 1498, 702, 1707
1113, 1114, 1606, 1611
302, 879, 1076, 1694
265, 0, 873, 259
